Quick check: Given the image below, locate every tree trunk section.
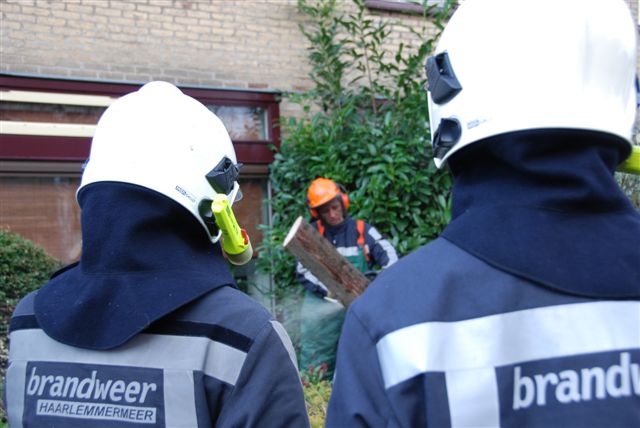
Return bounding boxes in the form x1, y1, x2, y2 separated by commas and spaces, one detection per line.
283, 216, 370, 307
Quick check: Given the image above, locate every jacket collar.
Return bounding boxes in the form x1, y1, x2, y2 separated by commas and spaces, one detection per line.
442, 130, 640, 298
35, 183, 235, 350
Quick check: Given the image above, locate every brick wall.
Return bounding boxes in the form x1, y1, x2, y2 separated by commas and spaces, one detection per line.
0, 0, 435, 118
1, 0, 637, 146
1, 1, 638, 116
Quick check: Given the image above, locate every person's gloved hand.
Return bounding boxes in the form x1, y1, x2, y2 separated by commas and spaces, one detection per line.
312, 285, 328, 299
364, 270, 379, 281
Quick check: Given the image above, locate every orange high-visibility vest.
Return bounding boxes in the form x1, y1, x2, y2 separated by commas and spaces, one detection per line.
316, 219, 370, 262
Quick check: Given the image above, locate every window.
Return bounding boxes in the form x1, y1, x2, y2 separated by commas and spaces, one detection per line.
208, 106, 267, 141
0, 74, 281, 171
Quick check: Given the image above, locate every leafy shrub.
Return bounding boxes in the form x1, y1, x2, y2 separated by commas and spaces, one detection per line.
302, 364, 333, 428
257, 0, 455, 325
0, 229, 62, 305
0, 229, 62, 422
617, 171, 640, 210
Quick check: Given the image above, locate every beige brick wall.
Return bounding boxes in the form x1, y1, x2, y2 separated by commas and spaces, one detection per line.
0, 0, 435, 118
0, 0, 637, 118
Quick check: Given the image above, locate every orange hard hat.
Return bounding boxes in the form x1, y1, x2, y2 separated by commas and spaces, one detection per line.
306, 177, 349, 218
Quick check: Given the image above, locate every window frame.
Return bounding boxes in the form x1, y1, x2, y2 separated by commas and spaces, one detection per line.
364, 0, 446, 15
0, 74, 281, 174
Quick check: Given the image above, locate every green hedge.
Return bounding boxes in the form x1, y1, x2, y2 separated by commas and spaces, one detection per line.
0, 230, 61, 302
617, 171, 640, 210
301, 364, 332, 428
0, 229, 62, 423
256, 0, 455, 344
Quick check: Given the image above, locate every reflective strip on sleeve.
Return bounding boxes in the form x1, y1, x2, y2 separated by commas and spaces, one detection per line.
367, 226, 398, 267
368, 227, 382, 240
297, 262, 327, 292
297, 261, 319, 284
378, 239, 398, 267
270, 320, 299, 370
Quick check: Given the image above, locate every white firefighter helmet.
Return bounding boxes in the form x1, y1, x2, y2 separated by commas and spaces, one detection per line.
426, 0, 638, 168
79, 81, 241, 243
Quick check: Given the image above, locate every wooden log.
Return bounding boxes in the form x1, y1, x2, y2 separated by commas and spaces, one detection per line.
283, 216, 370, 307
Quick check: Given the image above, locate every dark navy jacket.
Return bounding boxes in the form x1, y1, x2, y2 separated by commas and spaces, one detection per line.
326, 132, 640, 427
4, 183, 309, 428
296, 217, 398, 298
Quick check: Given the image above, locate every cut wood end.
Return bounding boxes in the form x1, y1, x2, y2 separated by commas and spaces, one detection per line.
283, 216, 303, 247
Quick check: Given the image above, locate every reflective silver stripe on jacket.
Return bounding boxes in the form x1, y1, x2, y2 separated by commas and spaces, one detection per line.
7, 329, 248, 428
376, 301, 640, 428
270, 320, 298, 370
296, 262, 328, 292
367, 226, 398, 267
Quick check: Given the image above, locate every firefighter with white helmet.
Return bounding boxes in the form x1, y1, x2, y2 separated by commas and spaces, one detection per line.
327, 0, 640, 426
4, 81, 309, 427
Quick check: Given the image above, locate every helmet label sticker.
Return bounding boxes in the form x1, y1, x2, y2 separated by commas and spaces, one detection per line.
467, 118, 488, 130
175, 185, 196, 204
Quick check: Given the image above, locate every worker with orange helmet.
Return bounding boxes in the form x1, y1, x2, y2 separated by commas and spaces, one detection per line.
297, 177, 398, 379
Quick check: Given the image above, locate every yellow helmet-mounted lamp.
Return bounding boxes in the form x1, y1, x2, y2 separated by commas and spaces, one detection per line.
211, 194, 253, 266
617, 146, 640, 175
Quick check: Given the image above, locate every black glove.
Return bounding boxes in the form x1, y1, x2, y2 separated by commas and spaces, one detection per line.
364, 270, 379, 281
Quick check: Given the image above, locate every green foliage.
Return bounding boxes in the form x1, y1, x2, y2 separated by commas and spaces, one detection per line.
617, 171, 640, 210
257, 0, 454, 301
0, 229, 62, 423
0, 229, 62, 305
301, 364, 332, 428
0, 229, 62, 343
